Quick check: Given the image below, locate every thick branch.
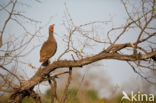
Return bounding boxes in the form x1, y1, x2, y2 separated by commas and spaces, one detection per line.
20, 51, 156, 91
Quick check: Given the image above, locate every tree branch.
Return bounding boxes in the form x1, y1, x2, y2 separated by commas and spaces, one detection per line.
60, 67, 72, 103
19, 50, 156, 92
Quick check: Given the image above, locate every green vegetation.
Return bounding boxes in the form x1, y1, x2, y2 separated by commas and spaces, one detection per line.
22, 97, 35, 103
0, 89, 155, 103
0, 95, 8, 103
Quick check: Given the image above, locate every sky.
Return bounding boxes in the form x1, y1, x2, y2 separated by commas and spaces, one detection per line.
21, 0, 138, 84
1, 0, 154, 98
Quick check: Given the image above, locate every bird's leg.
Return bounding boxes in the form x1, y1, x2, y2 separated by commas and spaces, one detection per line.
42, 58, 49, 66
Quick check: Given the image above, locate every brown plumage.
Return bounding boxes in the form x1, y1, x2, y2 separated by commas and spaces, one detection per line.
40, 24, 57, 66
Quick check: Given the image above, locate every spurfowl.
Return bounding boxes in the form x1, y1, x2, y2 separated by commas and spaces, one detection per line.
40, 24, 57, 66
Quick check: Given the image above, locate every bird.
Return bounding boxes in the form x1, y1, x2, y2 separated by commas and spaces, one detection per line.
40, 24, 57, 66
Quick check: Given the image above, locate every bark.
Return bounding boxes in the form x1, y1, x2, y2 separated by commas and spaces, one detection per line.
8, 50, 156, 102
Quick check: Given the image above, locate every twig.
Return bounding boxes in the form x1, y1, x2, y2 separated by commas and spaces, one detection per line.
0, 65, 21, 85
0, 0, 17, 47
127, 61, 156, 84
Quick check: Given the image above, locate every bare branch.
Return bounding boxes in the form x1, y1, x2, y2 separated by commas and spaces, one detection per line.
0, 65, 21, 84
60, 67, 72, 103
0, 0, 17, 47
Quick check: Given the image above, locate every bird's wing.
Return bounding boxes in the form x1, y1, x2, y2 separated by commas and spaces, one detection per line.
40, 40, 57, 62
40, 41, 48, 62
44, 41, 57, 58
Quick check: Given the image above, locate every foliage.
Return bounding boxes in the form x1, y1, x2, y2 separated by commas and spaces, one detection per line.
0, 95, 9, 103
22, 97, 35, 103
87, 89, 98, 100
0, 89, 155, 103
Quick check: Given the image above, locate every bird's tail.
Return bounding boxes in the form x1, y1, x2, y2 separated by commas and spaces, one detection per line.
41, 59, 49, 66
